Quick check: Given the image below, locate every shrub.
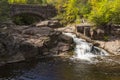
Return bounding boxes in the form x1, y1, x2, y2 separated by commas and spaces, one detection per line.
88, 0, 120, 26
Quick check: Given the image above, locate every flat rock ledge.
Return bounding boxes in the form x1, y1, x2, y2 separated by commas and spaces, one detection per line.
0, 25, 74, 66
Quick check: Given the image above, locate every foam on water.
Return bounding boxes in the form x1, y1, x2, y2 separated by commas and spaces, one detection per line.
63, 32, 109, 61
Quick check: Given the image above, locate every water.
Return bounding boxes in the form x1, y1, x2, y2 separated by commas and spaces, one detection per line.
0, 57, 120, 80
63, 33, 108, 61
0, 32, 120, 80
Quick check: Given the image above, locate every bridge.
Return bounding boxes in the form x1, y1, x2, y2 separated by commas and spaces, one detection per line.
10, 4, 57, 19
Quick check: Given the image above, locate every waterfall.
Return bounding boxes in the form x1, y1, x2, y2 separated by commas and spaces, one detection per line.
63, 32, 109, 61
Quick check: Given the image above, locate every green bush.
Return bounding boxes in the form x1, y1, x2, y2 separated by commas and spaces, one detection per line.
111, 0, 120, 25
8, 0, 27, 4
57, 0, 91, 25
104, 35, 109, 41
88, 0, 120, 27
63, 0, 79, 24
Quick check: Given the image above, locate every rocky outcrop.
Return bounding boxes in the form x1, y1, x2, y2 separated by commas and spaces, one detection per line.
96, 39, 120, 55
77, 24, 105, 40
76, 24, 120, 55
57, 24, 120, 56
36, 19, 62, 28
0, 25, 73, 66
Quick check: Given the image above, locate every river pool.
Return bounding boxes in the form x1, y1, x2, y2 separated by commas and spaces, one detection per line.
0, 57, 120, 80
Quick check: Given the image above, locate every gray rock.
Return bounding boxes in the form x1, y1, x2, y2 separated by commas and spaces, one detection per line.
49, 47, 59, 55
0, 25, 74, 66
36, 20, 62, 28
57, 42, 70, 52
48, 20, 62, 28
36, 21, 49, 27
59, 34, 73, 44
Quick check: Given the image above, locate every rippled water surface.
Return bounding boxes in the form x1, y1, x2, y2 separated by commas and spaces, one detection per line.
0, 57, 120, 80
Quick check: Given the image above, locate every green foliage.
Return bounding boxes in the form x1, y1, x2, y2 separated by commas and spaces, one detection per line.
47, 0, 66, 13
55, 0, 91, 25
54, 0, 120, 26
60, 0, 79, 24
88, 0, 120, 26
27, 0, 47, 5
104, 35, 109, 41
111, 0, 120, 25
8, 0, 27, 4
77, 0, 91, 18
8, 0, 47, 4
0, 0, 119, 27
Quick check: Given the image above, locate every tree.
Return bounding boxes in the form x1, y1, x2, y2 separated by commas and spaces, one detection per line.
54, 0, 91, 25
88, 0, 120, 26
8, 0, 27, 4
111, 0, 120, 25
60, 0, 79, 24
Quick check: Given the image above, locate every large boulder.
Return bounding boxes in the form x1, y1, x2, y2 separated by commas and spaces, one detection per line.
59, 34, 73, 44
96, 39, 120, 55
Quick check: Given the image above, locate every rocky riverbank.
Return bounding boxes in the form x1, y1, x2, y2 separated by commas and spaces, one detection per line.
0, 21, 120, 66
0, 23, 74, 66
56, 24, 120, 55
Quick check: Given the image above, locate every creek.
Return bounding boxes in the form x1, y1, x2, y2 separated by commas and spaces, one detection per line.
0, 33, 120, 80
0, 57, 120, 80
